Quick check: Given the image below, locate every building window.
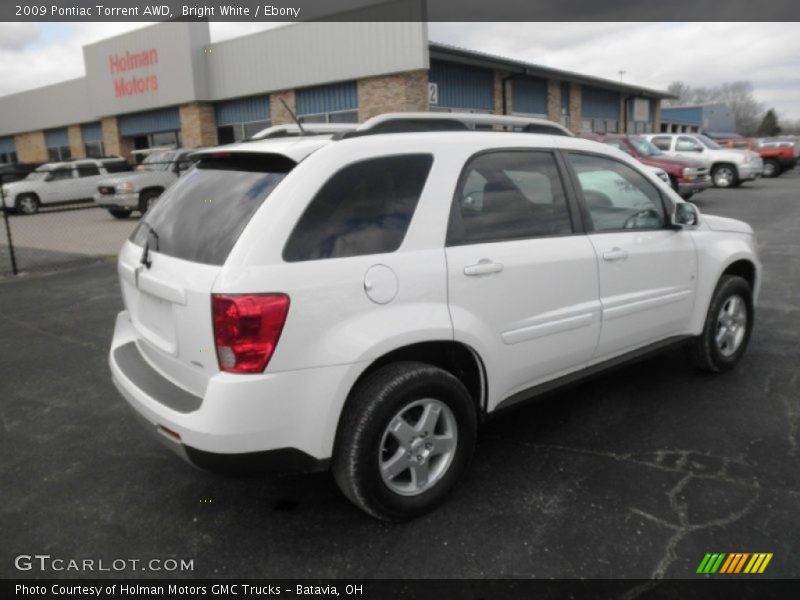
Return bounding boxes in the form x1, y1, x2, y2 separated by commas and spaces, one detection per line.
0, 152, 17, 164
48, 146, 71, 162
591, 118, 618, 134
217, 121, 271, 144
84, 141, 105, 158
298, 110, 358, 124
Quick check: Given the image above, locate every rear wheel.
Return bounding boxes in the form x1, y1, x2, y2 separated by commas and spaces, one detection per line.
762, 159, 781, 178
712, 164, 738, 188
332, 361, 477, 521
138, 190, 161, 214
15, 194, 39, 215
108, 208, 132, 219
690, 275, 754, 373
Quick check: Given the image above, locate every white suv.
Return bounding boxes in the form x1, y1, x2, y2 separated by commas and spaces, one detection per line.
109, 113, 760, 520
645, 133, 763, 188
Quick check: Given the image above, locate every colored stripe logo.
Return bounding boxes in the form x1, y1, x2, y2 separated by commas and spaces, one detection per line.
697, 553, 773, 574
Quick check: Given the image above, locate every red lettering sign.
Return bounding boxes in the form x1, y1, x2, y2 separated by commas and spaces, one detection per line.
108, 48, 159, 97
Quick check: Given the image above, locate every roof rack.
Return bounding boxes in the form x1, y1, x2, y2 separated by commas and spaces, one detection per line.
248, 123, 358, 141
340, 112, 573, 139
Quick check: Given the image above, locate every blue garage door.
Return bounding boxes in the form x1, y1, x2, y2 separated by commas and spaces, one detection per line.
119, 108, 180, 137
215, 95, 271, 126
44, 128, 69, 148
512, 76, 547, 116
0, 136, 15, 154
81, 122, 103, 143
429, 60, 494, 112
296, 81, 358, 122
582, 87, 620, 133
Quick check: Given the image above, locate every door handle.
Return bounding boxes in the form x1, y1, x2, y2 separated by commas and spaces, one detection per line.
602, 247, 629, 262
464, 260, 504, 276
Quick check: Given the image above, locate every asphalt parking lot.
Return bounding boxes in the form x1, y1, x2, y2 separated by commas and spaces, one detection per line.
1, 172, 798, 580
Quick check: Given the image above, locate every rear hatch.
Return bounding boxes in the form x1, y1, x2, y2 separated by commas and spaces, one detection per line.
117, 153, 296, 397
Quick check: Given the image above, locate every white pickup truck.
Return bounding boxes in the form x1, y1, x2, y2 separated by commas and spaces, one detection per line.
645, 133, 762, 188
93, 149, 195, 218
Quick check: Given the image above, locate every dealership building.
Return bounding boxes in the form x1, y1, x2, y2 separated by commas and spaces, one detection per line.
660, 103, 737, 136
0, 21, 671, 164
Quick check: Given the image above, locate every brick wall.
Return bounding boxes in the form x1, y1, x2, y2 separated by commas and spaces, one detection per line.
653, 101, 662, 132
68, 125, 85, 159
358, 70, 429, 122
180, 103, 218, 148
270, 90, 297, 126
547, 80, 561, 123
569, 83, 582, 134
101, 117, 134, 161
493, 70, 508, 115
14, 131, 48, 163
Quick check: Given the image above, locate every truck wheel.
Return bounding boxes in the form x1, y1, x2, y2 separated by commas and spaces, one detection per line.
762, 159, 781, 178
108, 208, 132, 219
138, 190, 161, 214
712, 164, 738, 188
332, 361, 477, 521
15, 194, 40, 215
690, 275, 754, 373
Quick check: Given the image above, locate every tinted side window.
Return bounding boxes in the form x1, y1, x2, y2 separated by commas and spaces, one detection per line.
47, 168, 73, 182
651, 136, 672, 151
104, 161, 132, 173
569, 153, 665, 232
283, 154, 433, 262
77, 164, 100, 177
447, 151, 572, 245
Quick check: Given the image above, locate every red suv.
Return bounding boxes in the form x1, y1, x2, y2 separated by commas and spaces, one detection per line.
716, 138, 798, 178
582, 134, 712, 199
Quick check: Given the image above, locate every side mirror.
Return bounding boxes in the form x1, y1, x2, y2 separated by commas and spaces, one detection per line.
670, 202, 700, 228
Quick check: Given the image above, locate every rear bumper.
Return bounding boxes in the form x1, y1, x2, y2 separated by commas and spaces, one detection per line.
94, 192, 139, 209
109, 311, 362, 473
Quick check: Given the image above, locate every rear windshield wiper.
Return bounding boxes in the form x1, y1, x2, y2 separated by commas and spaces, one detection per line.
139, 222, 159, 269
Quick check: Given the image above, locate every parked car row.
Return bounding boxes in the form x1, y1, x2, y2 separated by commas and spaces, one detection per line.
0, 151, 200, 217
0, 157, 131, 214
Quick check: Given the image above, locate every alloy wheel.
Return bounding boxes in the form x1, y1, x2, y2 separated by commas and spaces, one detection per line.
715, 294, 747, 357
379, 398, 458, 496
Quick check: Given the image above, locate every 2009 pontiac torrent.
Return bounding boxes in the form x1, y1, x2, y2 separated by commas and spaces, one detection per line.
110, 113, 760, 520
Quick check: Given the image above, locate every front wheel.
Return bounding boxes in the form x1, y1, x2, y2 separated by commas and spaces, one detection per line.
762, 159, 781, 178
15, 194, 39, 215
712, 164, 738, 188
690, 275, 754, 373
332, 361, 477, 521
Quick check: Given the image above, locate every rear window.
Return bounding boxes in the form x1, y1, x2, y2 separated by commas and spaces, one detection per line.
129, 153, 295, 266
283, 154, 433, 262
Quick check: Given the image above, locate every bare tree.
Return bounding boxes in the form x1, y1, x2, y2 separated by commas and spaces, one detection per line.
664, 81, 692, 107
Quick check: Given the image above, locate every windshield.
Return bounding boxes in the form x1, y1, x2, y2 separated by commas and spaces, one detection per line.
142, 151, 174, 171
697, 135, 722, 149
628, 136, 663, 157
129, 153, 295, 266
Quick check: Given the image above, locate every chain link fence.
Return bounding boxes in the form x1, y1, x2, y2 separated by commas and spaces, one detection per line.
1, 158, 188, 278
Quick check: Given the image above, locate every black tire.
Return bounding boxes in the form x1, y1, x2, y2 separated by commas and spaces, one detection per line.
690, 275, 754, 373
762, 159, 781, 178
138, 190, 161, 214
332, 361, 478, 521
14, 193, 39, 215
711, 164, 738, 188
108, 208, 132, 219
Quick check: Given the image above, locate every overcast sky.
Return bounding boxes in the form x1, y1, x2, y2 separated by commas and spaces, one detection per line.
0, 22, 798, 120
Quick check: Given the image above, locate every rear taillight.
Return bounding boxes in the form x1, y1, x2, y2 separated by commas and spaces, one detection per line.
211, 294, 290, 374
